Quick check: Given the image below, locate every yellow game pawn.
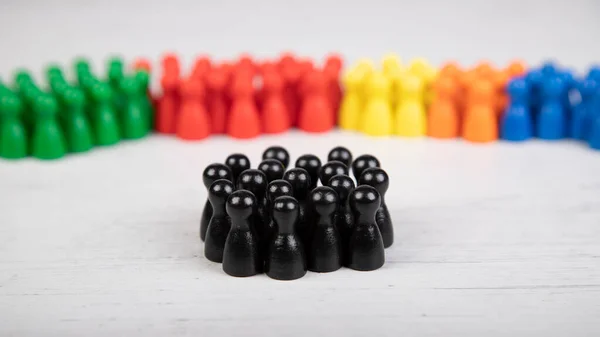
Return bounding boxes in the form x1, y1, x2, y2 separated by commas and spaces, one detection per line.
381, 53, 405, 109
408, 58, 438, 107
339, 69, 362, 131
394, 74, 426, 137
354, 58, 375, 110
360, 72, 393, 136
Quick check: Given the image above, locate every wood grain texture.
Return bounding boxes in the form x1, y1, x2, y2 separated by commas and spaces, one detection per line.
1, 131, 600, 336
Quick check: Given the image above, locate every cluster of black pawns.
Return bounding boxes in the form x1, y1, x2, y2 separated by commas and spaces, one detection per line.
199, 146, 393, 281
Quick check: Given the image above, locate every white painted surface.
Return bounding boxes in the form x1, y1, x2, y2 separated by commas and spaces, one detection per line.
1, 131, 600, 336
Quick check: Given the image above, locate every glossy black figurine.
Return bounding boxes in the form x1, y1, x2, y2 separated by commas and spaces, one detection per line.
283, 168, 312, 246
223, 190, 262, 277
359, 167, 393, 248
308, 186, 342, 272
351, 154, 380, 181
295, 154, 321, 190
225, 153, 251, 186
265, 196, 307, 280
258, 159, 285, 183
347, 185, 385, 271
262, 146, 290, 168
264, 179, 294, 248
327, 174, 355, 263
327, 146, 353, 168
200, 163, 233, 241
319, 160, 349, 186
237, 169, 268, 241
204, 179, 234, 263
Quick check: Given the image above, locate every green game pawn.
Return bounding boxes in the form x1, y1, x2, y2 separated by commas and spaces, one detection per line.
90, 83, 120, 145
107, 58, 126, 115
31, 95, 66, 160
120, 77, 147, 139
63, 88, 93, 153
135, 71, 153, 131
0, 94, 27, 159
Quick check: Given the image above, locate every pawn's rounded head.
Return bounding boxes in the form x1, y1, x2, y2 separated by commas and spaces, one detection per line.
14, 70, 33, 85
225, 153, 251, 176
91, 82, 112, 101
319, 161, 349, 186
33, 95, 58, 117
295, 154, 321, 187
474, 61, 495, 78
541, 61, 557, 75
433, 76, 458, 98
328, 174, 355, 201
0, 95, 22, 116
237, 169, 268, 197
328, 146, 352, 167
63, 88, 85, 107
226, 189, 256, 220
506, 60, 526, 77
468, 80, 494, 102
120, 77, 140, 95
439, 62, 462, 79
588, 66, 600, 81
267, 179, 293, 202
578, 78, 599, 97
366, 72, 390, 97
208, 179, 235, 206
381, 53, 402, 72
203, 163, 233, 189
272, 195, 299, 219
507, 77, 529, 98
542, 77, 565, 97
180, 79, 205, 98
262, 146, 290, 168
258, 159, 285, 183
525, 69, 543, 85
310, 186, 339, 216
108, 62, 124, 82
399, 74, 424, 96
359, 167, 389, 195
46, 65, 63, 79
349, 185, 381, 218
352, 154, 381, 180
160, 73, 179, 91
342, 69, 362, 91
283, 168, 311, 200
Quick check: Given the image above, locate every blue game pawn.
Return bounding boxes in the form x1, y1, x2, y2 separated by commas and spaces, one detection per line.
501, 77, 533, 142
558, 69, 576, 137
588, 66, 600, 82
541, 61, 557, 78
525, 68, 544, 124
571, 78, 599, 141
537, 77, 566, 140
589, 109, 600, 150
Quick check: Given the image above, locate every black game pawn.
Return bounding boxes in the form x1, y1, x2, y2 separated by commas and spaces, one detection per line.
204, 179, 235, 263
308, 186, 342, 272
359, 167, 393, 248
225, 153, 251, 186
258, 159, 285, 183
265, 196, 307, 280
223, 190, 262, 277
327, 174, 355, 263
283, 168, 312, 246
327, 146, 353, 168
265, 179, 294, 248
262, 146, 290, 168
295, 154, 321, 190
319, 160, 349, 186
237, 169, 269, 241
347, 185, 385, 271
201, 163, 233, 241
351, 154, 380, 181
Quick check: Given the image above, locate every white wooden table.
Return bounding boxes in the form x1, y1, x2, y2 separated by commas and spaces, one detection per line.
1, 131, 599, 336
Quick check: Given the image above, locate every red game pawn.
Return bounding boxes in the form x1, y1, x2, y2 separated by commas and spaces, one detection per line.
206, 69, 229, 134
191, 56, 212, 81
277, 52, 297, 71
176, 79, 211, 140
261, 71, 290, 134
156, 73, 180, 134
226, 74, 261, 139
298, 70, 334, 133
235, 54, 256, 77
324, 54, 343, 120
162, 53, 180, 76
281, 64, 302, 126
